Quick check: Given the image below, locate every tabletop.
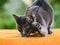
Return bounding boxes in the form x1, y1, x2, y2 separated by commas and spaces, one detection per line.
0, 29, 60, 45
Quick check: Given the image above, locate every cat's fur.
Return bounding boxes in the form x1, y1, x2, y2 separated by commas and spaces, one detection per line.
26, 0, 53, 36
13, 0, 53, 37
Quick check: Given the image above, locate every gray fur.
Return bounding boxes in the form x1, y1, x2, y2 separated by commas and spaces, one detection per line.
27, 0, 53, 36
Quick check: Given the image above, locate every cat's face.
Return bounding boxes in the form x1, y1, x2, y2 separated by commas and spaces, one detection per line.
13, 14, 31, 37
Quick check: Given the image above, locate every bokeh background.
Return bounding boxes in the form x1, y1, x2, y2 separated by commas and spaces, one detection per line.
0, 0, 60, 29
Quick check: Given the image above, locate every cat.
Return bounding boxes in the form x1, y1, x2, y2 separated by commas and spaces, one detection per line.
13, 0, 53, 37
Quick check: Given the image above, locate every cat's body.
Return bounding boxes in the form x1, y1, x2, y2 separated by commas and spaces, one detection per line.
27, 0, 53, 36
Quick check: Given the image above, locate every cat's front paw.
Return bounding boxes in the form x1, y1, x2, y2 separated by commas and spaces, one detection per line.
40, 29, 48, 36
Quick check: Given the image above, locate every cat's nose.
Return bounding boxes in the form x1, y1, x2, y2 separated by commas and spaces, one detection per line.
21, 29, 26, 37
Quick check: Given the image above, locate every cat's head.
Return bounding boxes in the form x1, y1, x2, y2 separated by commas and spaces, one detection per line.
13, 14, 31, 37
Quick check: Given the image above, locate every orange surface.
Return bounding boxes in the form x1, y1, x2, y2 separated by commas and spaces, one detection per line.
0, 29, 60, 45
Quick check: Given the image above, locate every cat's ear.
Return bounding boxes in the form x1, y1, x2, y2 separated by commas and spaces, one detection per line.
13, 14, 21, 24
26, 10, 32, 16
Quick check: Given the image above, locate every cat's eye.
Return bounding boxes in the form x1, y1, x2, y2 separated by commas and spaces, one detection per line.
26, 25, 30, 29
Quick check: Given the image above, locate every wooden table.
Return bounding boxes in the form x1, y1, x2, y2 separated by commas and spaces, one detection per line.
0, 29, 60, 45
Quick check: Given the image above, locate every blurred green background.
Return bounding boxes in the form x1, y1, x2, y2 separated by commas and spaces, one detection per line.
0, 0, 60, 29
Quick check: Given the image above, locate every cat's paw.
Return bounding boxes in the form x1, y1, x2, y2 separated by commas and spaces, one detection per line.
40, 29, 48, 36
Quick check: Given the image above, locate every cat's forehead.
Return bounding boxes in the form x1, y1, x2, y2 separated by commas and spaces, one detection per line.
20, 16, 27, 24
19, 16, 26, 20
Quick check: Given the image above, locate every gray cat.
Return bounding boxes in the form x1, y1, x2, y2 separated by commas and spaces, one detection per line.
13, 0, 53, 37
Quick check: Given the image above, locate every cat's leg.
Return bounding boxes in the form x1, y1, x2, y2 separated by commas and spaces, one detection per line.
32, 22, 46, 36
33, 24, 48, 36
48, 19, 53, 34
48, 26, 52, 34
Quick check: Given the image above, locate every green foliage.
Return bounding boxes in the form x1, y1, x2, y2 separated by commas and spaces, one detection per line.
0, 11, 16, 29
16, 0, 27, 15
49, 0, 60, 28
0, 0, 9, 10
